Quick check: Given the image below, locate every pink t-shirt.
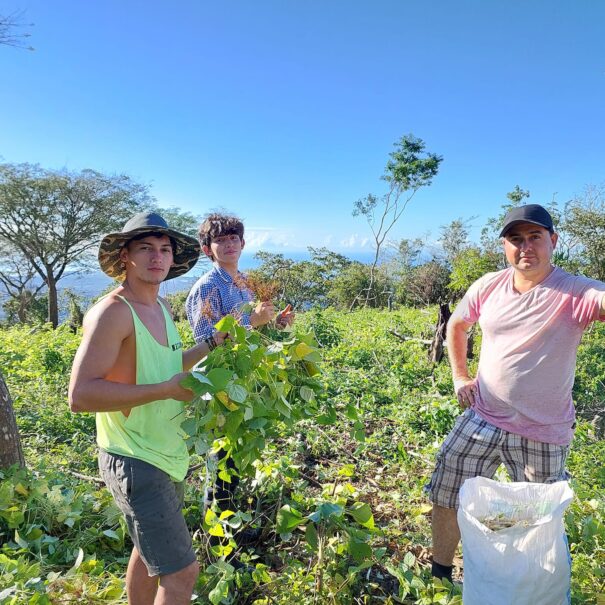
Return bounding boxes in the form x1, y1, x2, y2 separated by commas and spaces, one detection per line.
454, 266, 605, 445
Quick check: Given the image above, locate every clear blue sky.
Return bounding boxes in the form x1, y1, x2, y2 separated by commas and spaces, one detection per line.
1, 0, 604, 254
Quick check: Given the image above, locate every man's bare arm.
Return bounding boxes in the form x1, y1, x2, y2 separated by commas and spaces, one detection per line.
182, 332, 227, 370
446, 314, 477, 408
69, 299, 192, 413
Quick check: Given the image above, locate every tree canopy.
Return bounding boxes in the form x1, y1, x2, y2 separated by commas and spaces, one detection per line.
0, 163, 152, 327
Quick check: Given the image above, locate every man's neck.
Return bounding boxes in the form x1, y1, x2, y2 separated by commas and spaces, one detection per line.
120, 279, 161, 306
215, 261, 239, 279
512, 265, 555, 293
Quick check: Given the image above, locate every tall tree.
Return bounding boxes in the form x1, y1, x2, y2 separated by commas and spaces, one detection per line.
563, 184, 605, 281
0, 164, 151, 327
0, 239, 46, 323
353, 134, 442, 306
0, 372, 25, 469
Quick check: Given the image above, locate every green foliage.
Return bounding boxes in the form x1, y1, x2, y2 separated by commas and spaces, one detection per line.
396, 261, 450, 308
0, 163, 153, 327
329, 262, 393, 309
0, 307, 604, 603
251, 248, 353, 309
448, 247, 500, 299
1, 291, 47, 326
184, 315, 328, 480
563, 186, 605, 281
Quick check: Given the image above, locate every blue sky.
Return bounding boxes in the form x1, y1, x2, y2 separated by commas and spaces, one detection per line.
1, 0, 603, 254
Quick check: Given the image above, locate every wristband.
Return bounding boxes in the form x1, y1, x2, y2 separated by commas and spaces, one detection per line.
205, 334, 217, 351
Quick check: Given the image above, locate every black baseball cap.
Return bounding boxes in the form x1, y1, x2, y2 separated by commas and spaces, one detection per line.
499, 204, 554, 237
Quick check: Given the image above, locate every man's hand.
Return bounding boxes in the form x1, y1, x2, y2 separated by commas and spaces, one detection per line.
213, 331, 229, 347
276, 304, 295, 329
454, 377, 477, 409
165, 372, 196, 402
250, 301, 275, 327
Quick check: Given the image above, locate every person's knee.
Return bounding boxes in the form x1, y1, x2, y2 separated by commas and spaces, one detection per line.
179, 559, 200, 585
161, 559, 199, 591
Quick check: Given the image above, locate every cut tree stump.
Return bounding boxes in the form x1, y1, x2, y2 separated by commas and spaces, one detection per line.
0, 371, 25, 469
429, 303, 452, 364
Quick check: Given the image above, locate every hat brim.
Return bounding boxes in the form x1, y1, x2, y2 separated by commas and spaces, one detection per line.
499, 219, 552, 238
98, 226, 200, 281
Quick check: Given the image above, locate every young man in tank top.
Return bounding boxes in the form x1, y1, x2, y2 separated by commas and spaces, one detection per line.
426, 204, 605, 584
69, 212, 225, 605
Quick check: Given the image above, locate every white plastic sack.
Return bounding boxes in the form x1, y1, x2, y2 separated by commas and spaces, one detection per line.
458, 477, 573, 605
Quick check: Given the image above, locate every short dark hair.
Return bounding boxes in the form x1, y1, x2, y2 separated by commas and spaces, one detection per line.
198, 213, 244, 249
126, 231, 177, 254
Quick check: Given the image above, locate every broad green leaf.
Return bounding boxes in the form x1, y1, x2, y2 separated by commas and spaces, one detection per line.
305, 523, 318, 550
180, 372, 213, 396
308, 503, 343, 523
102, 529, 120, 540
227, 383, 248, 403
294, 342, 314, 359
223, 409, 244, 434
207, 368, 234, 391
403, 551, 416, 568
276, 505, 303, 534
349, 502, 374, 529
214, 315, 236, 332
299, 386, 315, 402
345, 403, 359, 420
275, 397, 291, 419
348, 538, 372, 563
208, 523, 225, 537
204, 508, 218, 527
209, 579, 229, 605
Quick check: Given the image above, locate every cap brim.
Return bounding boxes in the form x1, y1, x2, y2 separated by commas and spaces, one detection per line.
499, 219, 551, 238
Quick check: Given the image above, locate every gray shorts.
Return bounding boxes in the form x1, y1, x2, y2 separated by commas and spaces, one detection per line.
425, 409, 570, 509
98, 450, 196, 576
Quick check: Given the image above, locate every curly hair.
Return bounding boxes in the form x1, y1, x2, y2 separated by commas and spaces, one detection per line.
197, 213, 245, 250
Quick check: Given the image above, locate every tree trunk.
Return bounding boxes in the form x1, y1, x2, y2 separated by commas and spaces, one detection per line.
0, 372, 25, 469
47, 270, 59, 328
429, 303, 451, 364
466, 326, 475, 360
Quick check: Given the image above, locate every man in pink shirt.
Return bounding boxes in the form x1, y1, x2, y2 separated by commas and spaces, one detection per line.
426, 204, 605, 583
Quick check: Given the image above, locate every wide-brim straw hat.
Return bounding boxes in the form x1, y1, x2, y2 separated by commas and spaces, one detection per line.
98, 211, 200, 281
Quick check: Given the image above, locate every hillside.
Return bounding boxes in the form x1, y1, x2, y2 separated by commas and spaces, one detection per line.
0, 307, 603, 604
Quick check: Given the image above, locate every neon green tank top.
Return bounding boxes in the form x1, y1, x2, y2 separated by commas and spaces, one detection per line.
96, 296, 189, 481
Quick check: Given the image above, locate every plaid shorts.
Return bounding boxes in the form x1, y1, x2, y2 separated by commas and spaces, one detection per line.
425, 408, 570, 509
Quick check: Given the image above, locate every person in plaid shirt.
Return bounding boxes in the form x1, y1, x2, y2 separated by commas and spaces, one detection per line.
185, 212, 294, 516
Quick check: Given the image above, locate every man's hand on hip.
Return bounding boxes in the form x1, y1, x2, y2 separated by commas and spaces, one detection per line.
453, 377, 477, 409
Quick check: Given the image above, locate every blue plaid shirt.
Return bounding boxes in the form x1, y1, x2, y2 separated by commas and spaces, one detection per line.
186, 265, 253, 343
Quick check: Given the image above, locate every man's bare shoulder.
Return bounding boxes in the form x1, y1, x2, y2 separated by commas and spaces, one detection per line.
83, 289, 133, 336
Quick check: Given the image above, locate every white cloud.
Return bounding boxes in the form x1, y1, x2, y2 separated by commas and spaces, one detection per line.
339, 234, 371, 249
244, 227, 297, 249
